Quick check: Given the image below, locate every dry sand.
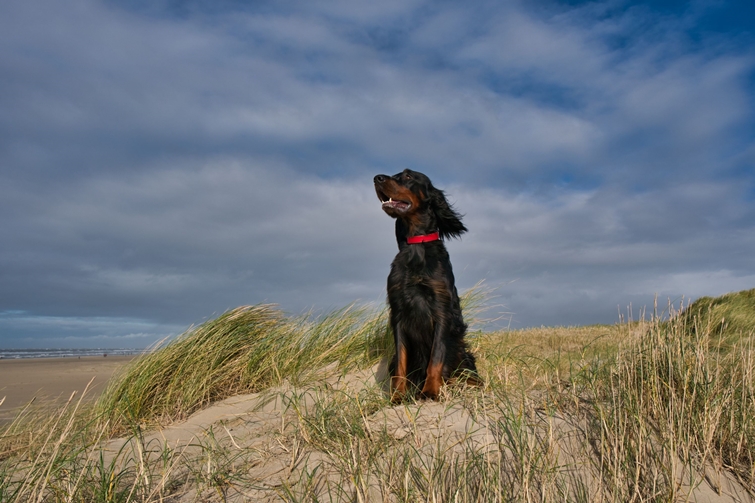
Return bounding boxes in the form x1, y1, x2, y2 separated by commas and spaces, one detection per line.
100, 364, 754, 502
2, 358, 752, 501
0, 355, 134, 421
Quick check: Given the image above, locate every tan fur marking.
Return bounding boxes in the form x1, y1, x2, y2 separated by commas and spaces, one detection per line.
391, 344, 409, 402
421, 361, 444, 399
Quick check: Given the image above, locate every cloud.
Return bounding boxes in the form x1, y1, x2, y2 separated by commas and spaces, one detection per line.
0, 0, 753, 346
1, 158, 393, 317
445, 173, 755, 327
0, 310, 182, 348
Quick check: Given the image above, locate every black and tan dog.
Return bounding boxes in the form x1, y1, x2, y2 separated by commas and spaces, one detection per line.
374, 169, 478, 401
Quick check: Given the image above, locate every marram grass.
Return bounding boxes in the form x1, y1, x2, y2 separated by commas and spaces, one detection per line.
678, 287, 755, 347
1, 286, 754, 502
97, 304, 389, 429
98, 286, 489, 430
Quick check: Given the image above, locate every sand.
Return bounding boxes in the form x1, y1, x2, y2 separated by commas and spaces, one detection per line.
1, 357, 751, 501
99, 364, 754, 503
0, 355, 134, 421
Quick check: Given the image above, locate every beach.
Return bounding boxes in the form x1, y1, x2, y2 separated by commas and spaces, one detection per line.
0, 355, 134, 421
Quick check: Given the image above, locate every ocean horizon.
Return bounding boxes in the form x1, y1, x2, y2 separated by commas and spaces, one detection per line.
0, 348, 147, 359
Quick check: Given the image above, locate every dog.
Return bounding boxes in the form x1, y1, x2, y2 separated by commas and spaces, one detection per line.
374, 169, 478, 401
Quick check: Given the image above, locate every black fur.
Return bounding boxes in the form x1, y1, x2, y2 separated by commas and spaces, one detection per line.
373, 169, 478, 401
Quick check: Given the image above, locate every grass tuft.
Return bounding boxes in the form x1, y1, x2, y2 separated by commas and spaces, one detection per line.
97, 303, 391, 429
678, 287, 755, 348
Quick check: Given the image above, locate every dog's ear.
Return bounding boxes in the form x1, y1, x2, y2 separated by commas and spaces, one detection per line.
428, 185, 467, 239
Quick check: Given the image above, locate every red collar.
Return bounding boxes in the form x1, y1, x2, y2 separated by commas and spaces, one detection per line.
406, 231, 440, 244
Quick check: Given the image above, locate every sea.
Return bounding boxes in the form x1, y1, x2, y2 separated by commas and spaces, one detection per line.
0, 348, 146, 359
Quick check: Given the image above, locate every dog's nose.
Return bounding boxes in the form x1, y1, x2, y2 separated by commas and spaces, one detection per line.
374, 175, 386, 184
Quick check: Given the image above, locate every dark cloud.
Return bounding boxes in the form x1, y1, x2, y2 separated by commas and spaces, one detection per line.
1, 0, 753, 347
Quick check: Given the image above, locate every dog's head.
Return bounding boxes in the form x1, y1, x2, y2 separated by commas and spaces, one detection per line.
373, 169, 467, 239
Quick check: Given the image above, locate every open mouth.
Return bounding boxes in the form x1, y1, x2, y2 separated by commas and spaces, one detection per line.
377, 190, 411, 212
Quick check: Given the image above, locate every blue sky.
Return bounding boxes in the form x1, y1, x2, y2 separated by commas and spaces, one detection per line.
1, 0, 753, 348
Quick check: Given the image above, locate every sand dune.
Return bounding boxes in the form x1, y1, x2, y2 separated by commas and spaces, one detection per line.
1, 356, 751, 501
98, 364, 753, 502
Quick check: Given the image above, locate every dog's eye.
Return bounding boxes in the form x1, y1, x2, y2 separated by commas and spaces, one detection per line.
404, 173, 412, 180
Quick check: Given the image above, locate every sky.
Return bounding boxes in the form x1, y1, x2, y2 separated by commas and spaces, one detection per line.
1, 0, 754, 348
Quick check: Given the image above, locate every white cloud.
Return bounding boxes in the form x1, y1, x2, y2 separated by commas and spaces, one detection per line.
0, 0, 753, 343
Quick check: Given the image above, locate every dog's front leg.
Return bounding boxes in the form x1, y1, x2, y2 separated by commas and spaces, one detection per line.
421, 325, 446, 400
391, 327, 409, 403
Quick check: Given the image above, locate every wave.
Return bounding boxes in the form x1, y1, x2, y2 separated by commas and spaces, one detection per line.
0, 348, 146, 359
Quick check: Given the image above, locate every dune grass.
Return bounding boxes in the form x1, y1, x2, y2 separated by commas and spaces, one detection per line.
568, 301, 755, 499
97, 285, 489, 431
678, 287, 755, 349
97, 303, 390, 430
1, 287, 754, 502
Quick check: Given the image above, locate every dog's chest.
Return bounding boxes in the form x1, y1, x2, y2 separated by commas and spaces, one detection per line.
388, 269, 429, 290
388, 254, 438, 293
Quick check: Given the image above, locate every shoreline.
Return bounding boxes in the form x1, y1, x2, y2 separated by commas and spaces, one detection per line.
0, 355, 136, 421
0, 350, 145, 360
